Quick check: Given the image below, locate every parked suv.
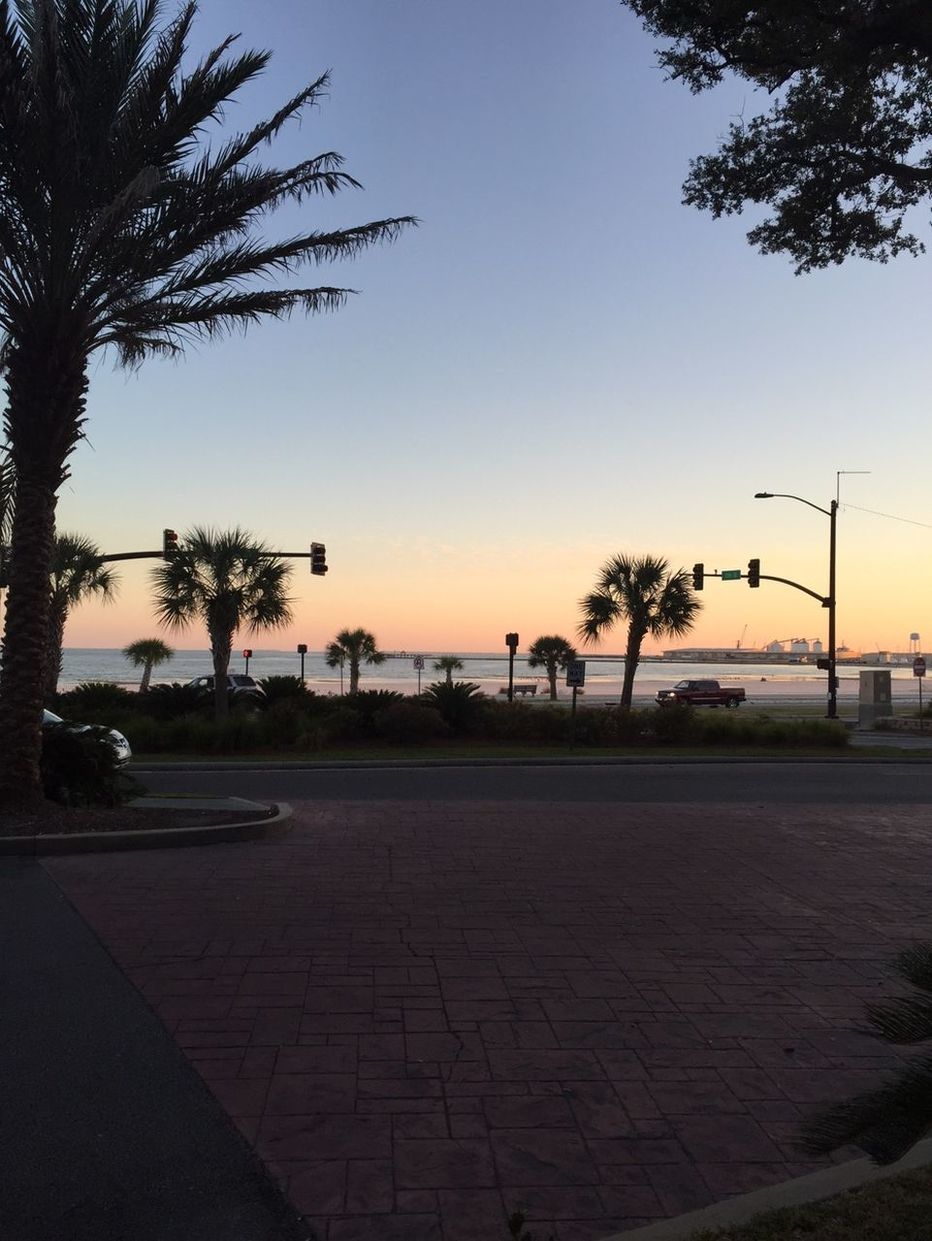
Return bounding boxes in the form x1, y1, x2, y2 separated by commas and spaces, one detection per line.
185, 674, 267, 708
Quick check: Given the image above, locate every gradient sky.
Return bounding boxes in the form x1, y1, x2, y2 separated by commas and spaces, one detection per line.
59, 0, 931, 656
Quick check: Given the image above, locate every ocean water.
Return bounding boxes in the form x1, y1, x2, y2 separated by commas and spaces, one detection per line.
58, 648, 922, 703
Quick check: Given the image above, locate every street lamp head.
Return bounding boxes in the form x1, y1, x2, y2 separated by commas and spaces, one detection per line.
754, 492, 774, 499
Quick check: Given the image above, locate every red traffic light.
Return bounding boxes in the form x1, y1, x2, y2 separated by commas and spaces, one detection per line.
162, 528, 179, 559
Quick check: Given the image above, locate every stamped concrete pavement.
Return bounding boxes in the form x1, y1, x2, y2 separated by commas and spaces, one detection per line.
44, 799, 932, 1241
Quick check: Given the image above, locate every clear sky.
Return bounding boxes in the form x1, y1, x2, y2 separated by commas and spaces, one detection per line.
59, 0, 931, 656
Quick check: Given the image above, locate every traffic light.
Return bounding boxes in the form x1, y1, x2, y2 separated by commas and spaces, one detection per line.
242, 649, 253, 659
747, 558, 760, 588
310, 542, 328, 576
692, 563, 704, 591
162, 528, 179, 559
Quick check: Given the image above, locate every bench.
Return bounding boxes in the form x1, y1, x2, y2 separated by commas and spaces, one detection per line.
499, 684, 537, 696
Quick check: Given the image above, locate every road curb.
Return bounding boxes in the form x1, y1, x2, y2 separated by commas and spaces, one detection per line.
131, 754, 932, 772
0, 802, 293, 856
602, 1137, 932, 1241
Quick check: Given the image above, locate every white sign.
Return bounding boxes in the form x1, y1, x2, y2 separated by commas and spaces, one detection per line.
914, 657, 926, 679
565, 660, 586, 688
413, 655, 425, 671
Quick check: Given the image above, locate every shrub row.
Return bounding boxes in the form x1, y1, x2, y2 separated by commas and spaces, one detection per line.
50, 681, 850, 755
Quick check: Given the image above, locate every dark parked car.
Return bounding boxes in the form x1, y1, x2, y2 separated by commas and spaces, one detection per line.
185, 674, 267, 708
42, 709, 132, 766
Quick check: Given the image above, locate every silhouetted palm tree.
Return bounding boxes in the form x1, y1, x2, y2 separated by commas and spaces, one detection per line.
527, 635, 577, 701
0, 0, 414, 802
122, 637, 175, 693
151, 528, 292, 719
433, 655, 464, 686
46, 534, 118, 698
326, 629, 385, 695
578, 554, 701, 708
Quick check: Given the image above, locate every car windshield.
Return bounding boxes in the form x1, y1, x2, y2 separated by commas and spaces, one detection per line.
674, 680, 690, 689
43, 709, 63, 724
230, 675, 255, 687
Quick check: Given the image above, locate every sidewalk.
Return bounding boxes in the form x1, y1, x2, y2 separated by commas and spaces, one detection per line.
0, 857, 310, 1241
38, 797, 932, 1240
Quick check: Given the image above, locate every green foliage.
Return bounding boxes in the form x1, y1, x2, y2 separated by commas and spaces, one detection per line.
259, 675, 316, 706
623, 1, 932, 272
696, 713, 849, 749
421, 681, 485, 734
56, 682, 137, 717
346, 690, 404, 732
40, 722, 142, 807
138, 682, 206, 720
802, 943, 932, 1165
374, 702, 448, 744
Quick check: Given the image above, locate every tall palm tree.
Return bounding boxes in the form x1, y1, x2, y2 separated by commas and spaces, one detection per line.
527, 635, 577, 701
0, 0, 414, 803
578, 554, 702, 708
433, 655, 464, 686
46, 533, 118, 698
326, 628, 385, 695
151, 528, 292, 719
122, 637, 174, 693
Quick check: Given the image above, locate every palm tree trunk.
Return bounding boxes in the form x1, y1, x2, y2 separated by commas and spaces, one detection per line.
211, 627, 234, 720
140, 659, 154, 694
350, 658, 360, 695
44, 603, 67, 701
548, 665, 558, 701
0, 477, 58, 804
620, 626, 645, 709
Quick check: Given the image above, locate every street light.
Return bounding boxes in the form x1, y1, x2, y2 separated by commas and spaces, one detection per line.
754, 491, 838, 720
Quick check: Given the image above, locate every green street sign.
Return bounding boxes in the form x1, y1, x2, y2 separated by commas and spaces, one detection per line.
721, 569, 742, 581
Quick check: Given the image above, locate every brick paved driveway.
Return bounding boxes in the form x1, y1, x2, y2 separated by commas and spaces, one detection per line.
46, 800, 932, 1241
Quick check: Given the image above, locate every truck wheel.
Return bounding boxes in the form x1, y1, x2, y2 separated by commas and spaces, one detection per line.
724, 697, 740, 709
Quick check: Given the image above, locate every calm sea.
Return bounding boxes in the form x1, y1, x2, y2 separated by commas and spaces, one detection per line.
58, 649, 919, 703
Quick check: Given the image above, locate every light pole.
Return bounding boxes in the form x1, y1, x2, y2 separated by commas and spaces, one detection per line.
754, 491, 838, 720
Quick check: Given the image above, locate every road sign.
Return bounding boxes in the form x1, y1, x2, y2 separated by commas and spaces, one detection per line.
413, 655, 425, 671
566, 660, 586, 688
914, 657, 926, 678
720, 569, 741, 581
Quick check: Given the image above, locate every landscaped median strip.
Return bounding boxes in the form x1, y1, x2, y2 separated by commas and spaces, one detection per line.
0, 799, 293, 856
603, 1137, 932, 1241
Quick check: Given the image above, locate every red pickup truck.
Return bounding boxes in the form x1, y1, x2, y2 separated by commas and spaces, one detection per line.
656, 679, 746, 709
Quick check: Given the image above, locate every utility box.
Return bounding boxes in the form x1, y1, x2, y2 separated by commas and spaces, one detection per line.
859, 670, 893, 728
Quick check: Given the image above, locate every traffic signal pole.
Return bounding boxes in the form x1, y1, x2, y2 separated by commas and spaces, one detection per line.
828, 499, 838, 720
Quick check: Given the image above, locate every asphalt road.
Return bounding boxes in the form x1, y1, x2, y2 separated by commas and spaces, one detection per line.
135, 759, 932, 805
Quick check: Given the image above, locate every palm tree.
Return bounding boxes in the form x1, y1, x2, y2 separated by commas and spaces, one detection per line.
527, 635, 577, 701
151, 528, 292, 719
46, 534, 118, 699
433, 655, 464, 686
0, 0, 414, 802
326, 629, 386, 695
578, 554, 702, 708
123, 637, 175, 693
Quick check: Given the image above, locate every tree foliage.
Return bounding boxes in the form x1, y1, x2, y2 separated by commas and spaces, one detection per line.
527, 635, 577, 701
325, 628, 386, 695
624, 1, 932, 271
122, 637, 175, 693
151, 527, 292, 719
0, 0, 413, 802
578, 553, 701, 708
46, 533, 118, 698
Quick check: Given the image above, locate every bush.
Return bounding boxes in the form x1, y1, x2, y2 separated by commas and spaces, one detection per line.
420, 681, 485, 734
138, 681, 206, 720
344, 690, 404, 734
374, 702, 448, 744
695, 712, 849, 749
41, 722, 143, 806
259, 675, 316, 706
55, 681, 137, 717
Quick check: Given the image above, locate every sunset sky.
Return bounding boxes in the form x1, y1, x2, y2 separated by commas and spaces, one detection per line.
57, 0, 931, 657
